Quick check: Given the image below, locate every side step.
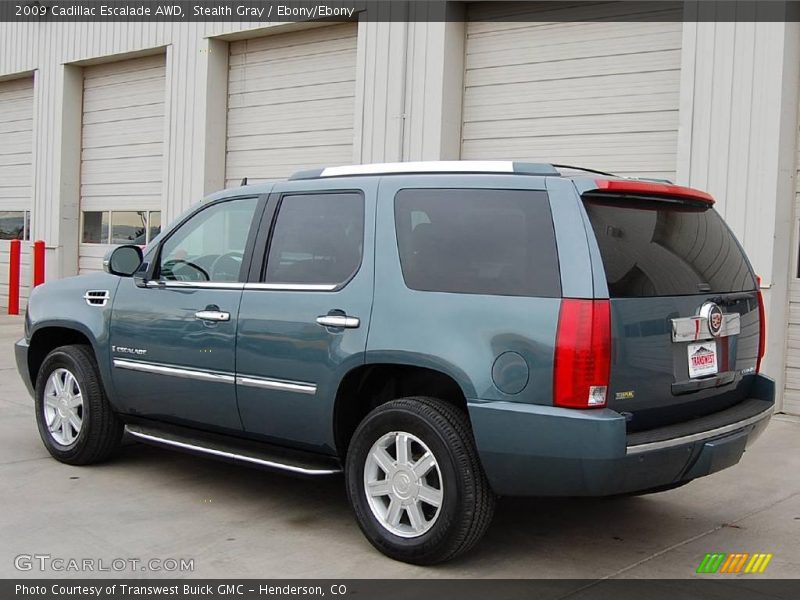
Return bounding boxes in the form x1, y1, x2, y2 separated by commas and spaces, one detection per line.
124, 422, 342, 476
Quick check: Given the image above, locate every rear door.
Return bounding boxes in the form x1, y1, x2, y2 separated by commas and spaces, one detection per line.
235, 177, 376, 453
580, 185, 761, 431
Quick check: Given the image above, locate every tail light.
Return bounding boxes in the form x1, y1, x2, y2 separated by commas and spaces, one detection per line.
553, 299, 611, 408
756, 275, 766, 373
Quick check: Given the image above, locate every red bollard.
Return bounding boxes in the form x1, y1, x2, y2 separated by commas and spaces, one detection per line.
33, 240, 45, 288
8, 239, 21, 315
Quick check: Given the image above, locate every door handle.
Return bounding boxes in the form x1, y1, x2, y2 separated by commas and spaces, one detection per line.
316, 314, 360, 329
195, 310, 230, 322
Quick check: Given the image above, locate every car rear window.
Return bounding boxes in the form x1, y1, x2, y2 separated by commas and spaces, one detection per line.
394, 188, 560, 297
582, 198, 757, 297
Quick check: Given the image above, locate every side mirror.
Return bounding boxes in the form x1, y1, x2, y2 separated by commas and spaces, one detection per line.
103, 245, 143, 277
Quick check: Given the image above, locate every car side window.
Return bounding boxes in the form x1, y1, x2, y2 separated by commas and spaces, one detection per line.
158, 197, 259, 283
265, 192, 364, 286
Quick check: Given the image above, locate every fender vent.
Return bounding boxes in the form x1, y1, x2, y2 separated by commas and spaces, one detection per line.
83, 290, 110, 307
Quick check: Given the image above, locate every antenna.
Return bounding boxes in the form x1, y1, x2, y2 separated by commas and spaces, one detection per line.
240, 177, 248, 186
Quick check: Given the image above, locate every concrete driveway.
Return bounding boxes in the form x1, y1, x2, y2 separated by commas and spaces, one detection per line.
1, 315, 798, 579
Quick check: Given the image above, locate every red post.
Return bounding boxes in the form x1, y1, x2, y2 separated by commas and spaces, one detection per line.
8, 239, 21, 315
33, 240, 45, 288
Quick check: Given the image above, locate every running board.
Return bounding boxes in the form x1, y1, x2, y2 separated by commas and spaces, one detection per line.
124, 423, 342, 476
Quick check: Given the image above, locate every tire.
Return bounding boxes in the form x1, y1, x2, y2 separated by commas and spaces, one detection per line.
345, 396, 495, 565
34, 344, 123, 465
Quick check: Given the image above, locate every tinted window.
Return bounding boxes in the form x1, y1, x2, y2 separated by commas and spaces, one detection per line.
583, 199, 757, 297
265, 193, 364, 285
159, 197, 258, 282
394, 189, 560, 297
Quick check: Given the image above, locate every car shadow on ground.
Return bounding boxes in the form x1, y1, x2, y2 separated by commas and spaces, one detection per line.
108, 440, 667, 571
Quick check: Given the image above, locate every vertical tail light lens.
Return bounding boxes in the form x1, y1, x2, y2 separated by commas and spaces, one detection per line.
553, 299, 611, 408
756, 275, 766, 373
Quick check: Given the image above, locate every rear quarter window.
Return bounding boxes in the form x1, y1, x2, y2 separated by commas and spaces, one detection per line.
394, 188, 560, 297
583, 198, 756, 297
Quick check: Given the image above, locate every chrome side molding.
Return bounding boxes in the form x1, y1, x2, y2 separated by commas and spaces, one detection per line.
112, 359, 235, 383
236, 375, 316, 395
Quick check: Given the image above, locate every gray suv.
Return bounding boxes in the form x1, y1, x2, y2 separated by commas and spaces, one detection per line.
15, 161, 774, 564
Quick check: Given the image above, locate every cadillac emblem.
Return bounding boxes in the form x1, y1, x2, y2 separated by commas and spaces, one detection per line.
699, 302, 724, 337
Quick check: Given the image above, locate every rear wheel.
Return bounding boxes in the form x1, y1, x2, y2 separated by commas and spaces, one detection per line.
35, 345, 123, 465
345, 397, 494, 564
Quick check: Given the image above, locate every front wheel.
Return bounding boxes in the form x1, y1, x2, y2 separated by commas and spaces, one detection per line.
35, 344, 123, 465
345, 397, 495, 565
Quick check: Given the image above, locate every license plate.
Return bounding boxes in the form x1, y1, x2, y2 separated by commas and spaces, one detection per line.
688, 341, 718, 378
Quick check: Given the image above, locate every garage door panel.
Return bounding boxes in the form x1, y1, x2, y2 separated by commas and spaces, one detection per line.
464, 111, 678, 139
228, 81, 356, 109
465, 50, 682, 87
467, 29, 681, 70
462, 2, 681, 181
230, 23, 357, 57
0, 76, 32, 310
79, 56, 165, 272
81, 118, 164, 149
82, 104, 164, 126
228, 64, 356, 95
83, 54, 166, 80
468, 1, 679, 29
225, 23, 357, 185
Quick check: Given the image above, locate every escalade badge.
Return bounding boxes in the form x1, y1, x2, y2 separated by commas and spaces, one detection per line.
699, 302, 724, 337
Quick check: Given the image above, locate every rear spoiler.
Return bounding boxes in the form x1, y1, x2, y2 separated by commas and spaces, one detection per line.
580, 179, 715, 205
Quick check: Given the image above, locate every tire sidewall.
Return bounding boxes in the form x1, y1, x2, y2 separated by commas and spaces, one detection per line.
35, 348, 94, 461
346, 403, 467, 559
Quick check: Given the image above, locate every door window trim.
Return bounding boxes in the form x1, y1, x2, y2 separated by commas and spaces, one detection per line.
250, 189, 366, 292
144, 195, 266, 289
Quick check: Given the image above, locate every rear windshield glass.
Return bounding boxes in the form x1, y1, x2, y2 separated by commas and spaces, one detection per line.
582, 198, 756, 297
394, 188, 560, 297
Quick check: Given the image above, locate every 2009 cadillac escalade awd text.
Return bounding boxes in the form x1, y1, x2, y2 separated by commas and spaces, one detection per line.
15, 161, 774, 564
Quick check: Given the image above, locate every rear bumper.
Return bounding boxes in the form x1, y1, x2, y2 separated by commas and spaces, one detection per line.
468, 374, 775, 497
15, 337, 34, 398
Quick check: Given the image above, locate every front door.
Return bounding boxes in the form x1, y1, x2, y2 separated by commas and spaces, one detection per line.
235, 179, 376, 452
110, 196, 263, 431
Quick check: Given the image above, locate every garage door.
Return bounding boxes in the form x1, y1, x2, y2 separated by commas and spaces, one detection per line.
783, 114, 800, 416
462, 2, 683, 180
0, 77, 33, 310
225, 23, 358, 186
79, 54, 165, 273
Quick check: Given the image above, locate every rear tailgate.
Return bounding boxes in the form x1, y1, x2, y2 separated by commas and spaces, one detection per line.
579, 180, 761, 431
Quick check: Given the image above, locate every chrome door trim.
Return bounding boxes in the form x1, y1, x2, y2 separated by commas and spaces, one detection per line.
671, 312, 741, 343
124, 427, 340, 475
113, 359, 235, 384
145, 281, 245, 290
244, 283, 338, 292
626, 406, 773, 455
236, 375, 317, 395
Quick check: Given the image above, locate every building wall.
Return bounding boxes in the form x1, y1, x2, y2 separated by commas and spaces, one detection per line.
1, 2, 799, 412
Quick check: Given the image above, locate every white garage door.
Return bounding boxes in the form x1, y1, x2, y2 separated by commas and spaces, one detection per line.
0, 77, 33, 310
462, 2, 683, 180
226, 23, 358, 186
784, 115, 800, 416
79, 54, 165, 273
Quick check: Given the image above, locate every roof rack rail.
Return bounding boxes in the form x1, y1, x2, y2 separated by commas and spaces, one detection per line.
552, 164, 619, 178
289, 161, 560, 180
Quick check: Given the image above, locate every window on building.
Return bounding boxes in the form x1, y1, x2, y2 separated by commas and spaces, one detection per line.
0, 211, 31, 241
265, 193, 364, 286
82, 210, 161, 245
